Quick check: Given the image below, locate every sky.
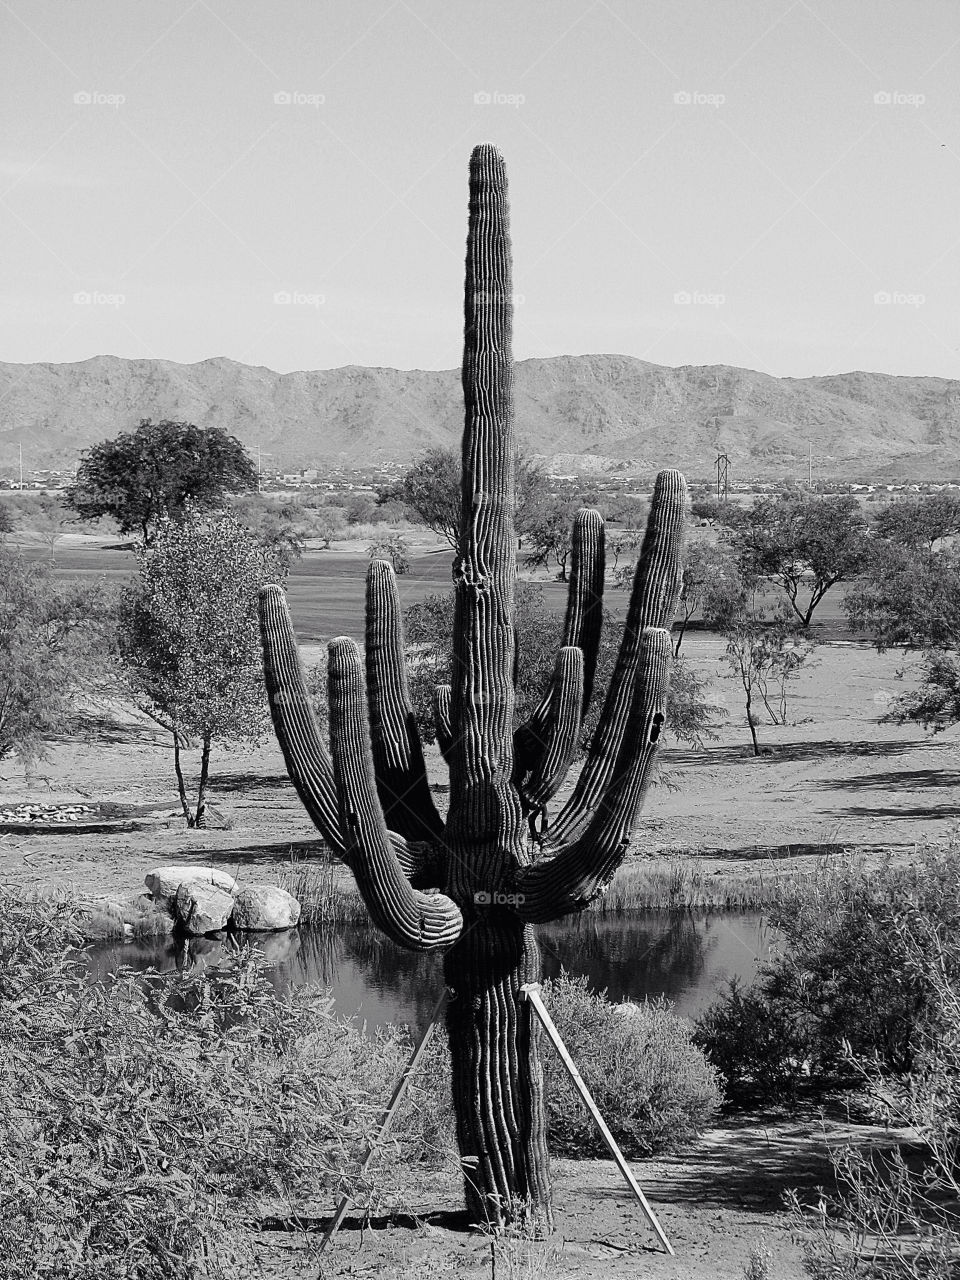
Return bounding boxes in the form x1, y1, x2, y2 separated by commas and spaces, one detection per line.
2, 0, 959, 379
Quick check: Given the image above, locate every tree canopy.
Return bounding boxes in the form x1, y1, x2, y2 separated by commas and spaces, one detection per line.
117, 511, 288, 825
381, 445, 546, 549
724, 493, 868, 626
66, 419, 257, 543
0, 549, 115, 767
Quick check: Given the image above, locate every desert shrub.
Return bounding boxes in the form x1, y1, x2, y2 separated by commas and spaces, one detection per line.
695, 848, 960, 1105
790, 911, 960, 1278
0, 894, 412, 1279
540, 974, 720, 1157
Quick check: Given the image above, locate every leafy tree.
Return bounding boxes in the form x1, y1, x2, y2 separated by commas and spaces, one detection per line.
725, 493, 868, 626
0, 550, 116, 767
674, 542, 744, 655
872, 491, 960, 552
723, 606, 817, 755
368, 534, 410, 575
117, 511, 288, 826
65, 419, 257, 543
382, 446, 546, 550
522, 493, 577, 580
20, 493, 73, 563
690, 497, 725, 525
845, 543, 960, 731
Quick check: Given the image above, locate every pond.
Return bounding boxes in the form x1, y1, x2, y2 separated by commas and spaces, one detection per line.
87, 910, 773, 1035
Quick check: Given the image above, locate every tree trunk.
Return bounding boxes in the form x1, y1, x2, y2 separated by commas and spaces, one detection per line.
443, 917, 553, 1231
193, 732, 212, 828
172, 731, 192, 824
745, 688, 760, 756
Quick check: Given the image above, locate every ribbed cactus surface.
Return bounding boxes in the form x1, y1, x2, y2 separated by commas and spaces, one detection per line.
258, 142, 687, 1231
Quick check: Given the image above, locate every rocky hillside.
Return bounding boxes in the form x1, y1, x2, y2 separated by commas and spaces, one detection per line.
0, 353, 957, 479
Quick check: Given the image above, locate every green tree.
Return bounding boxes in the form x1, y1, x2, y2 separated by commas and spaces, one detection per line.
118, 512, 288, 826
674, 542, 744, 655
723, 605, 817, 755
382, 445, 546, 550
66, 419, 257, 544
872, 491, 960, 552
368, 533, 410, 575
845, 541, 960, 730
0, 550, 115, 767
725, 493, 868, 626
523, 492, 579, 580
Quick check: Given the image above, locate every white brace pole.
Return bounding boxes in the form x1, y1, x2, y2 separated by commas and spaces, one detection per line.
520, 982, 675, 1256
318, 989, 449, 1253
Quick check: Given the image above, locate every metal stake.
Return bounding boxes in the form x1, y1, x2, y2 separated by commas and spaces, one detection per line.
318, 989, 449, 1253
520, 982, 675, 1256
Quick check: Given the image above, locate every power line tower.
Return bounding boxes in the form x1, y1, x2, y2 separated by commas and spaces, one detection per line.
716, 451, 730, 502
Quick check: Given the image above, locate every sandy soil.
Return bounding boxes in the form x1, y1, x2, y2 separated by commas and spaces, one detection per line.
251, 1106, 895, 1278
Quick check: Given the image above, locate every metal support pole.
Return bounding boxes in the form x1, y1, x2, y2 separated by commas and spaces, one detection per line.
520, 982, 675, 1256
318, 989, 449, 1253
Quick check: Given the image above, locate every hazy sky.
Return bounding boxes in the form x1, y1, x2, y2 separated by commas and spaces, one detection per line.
2, 0, 958, 378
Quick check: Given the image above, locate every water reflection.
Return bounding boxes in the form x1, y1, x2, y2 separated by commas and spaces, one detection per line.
86, 911, 772, 1034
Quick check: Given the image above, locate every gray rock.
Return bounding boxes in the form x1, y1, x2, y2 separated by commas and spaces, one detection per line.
174, 882, 235, 936
145, 865, 237, 906
230, 885, 301, 931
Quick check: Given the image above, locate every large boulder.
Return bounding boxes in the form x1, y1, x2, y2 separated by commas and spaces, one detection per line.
230, 885, 301, 932
174, 882, 235, 936
145, 865, 237, 908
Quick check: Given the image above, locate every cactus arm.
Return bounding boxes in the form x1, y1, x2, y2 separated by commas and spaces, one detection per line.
258, 585, 345, 856
512, 509, 604, 805
545, 470, 686, 848
513, 627, 671, 923
328, 636, 462, 951
513, 646, 583, 820
446, 142, 525, 866
558, 507, 606, 707
433, 685, 455, 765
365, 559, 445, 844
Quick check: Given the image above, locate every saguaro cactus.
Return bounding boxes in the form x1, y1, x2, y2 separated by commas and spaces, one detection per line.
258, 143, 686, 1230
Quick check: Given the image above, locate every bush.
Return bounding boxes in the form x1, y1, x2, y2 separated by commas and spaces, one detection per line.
790, 898, 960, 1278
540, 974, 720, 1157
695, 848, 960, 1105
0, 894, 414, 1278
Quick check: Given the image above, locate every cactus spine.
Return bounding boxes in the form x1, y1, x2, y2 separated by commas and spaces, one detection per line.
258, 143, 687, 1230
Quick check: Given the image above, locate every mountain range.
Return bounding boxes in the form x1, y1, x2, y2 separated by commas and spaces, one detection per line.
1, 353, 958, 479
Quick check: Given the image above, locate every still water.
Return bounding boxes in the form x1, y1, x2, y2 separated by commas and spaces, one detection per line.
87, 911, 772, 1035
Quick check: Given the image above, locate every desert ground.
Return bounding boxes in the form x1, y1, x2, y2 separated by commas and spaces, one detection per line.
2, 530, 951, 1279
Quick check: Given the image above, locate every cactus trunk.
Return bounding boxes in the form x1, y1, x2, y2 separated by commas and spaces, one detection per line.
444, 920, 552, 1226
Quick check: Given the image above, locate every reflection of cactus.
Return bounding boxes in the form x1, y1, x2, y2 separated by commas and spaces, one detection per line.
259, 143, 686, 1230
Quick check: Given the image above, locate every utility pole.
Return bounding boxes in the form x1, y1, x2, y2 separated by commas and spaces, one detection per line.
716, 451, 730, 502
808, 442, 813, 490
18, 442, 23, 490
257, 444, 262, 494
